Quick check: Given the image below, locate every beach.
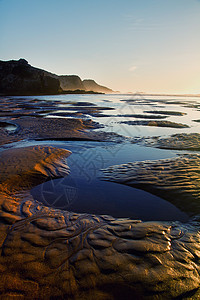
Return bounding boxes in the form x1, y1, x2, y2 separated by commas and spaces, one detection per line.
0, 93, 200, 298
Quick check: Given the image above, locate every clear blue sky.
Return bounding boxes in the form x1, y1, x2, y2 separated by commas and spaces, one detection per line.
0, 0, 200, 93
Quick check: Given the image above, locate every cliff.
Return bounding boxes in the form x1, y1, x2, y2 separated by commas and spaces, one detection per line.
0, 59, 61, 95
83, 79, 113, 93
0, 59, 113, 95
58, 75, 85, 91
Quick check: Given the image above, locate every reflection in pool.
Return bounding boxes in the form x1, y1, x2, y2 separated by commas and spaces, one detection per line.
31, 175, 189, 222
30, 140, 189, 223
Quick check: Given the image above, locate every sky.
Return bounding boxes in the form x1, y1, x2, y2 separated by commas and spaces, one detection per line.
0, 0, 200, 94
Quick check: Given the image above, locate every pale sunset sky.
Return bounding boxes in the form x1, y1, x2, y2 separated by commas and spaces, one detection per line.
0, 0, 200, 94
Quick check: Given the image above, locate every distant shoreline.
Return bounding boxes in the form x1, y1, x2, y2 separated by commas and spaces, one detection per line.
1, 91, 199, 97
120, 92, 200, 97
0, 89, 105, 97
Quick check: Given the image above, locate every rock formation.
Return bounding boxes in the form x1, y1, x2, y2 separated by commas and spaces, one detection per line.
0, 59, 113, 95
0, 59, 61, 95
59, 75, 85, 91
83, 79, 113, 93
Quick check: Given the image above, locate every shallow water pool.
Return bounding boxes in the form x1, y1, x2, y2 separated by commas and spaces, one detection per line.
31, 140, 189, 222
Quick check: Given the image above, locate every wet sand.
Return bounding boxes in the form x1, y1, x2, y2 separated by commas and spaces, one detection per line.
0, 146, 71, 193
144, 110, 186, 116
0, 95, 200, 299
0, 151, 200, 298
132, 133, 200, 151
121, 120, 189, 128
102, 154, 200, 216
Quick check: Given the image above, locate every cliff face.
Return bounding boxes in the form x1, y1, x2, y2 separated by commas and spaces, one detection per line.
83, 79, 113, 93
0, 59, 113, 95
58, 75, 85, 91
0, 59, 61, 95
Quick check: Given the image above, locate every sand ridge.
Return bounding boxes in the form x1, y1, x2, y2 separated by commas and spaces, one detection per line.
0, 146, 199, 298
121, 120, 189, 128
0, 145, 71, 193
102, 154, 200, 216
0, 190, 200, 299
132, 133, 200, 151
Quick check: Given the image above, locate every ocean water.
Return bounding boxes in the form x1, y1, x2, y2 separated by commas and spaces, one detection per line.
20, 93, 200, 138
11, 93, 199, 222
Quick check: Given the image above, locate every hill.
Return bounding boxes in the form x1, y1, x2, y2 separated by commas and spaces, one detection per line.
83, 79, 113, 93
0, 59, 113, 95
